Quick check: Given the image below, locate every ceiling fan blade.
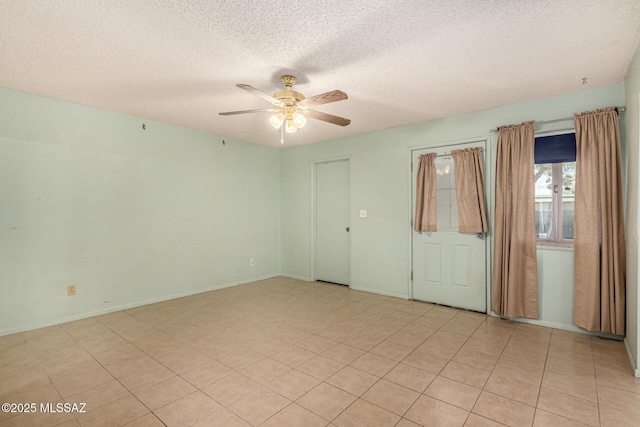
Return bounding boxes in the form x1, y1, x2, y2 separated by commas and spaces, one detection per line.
300, 90, 348, 108
236, 84, 280, 104
306, 110, 351, 126
219, 108, 280, 116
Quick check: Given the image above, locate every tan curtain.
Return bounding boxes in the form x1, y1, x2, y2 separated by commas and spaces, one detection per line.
573, 108, 626, 335
414, 153, 437, 232
451, 148, 488, 233
493, 121, 539, 319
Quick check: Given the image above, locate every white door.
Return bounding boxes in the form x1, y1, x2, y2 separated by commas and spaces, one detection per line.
315, 159, 350, 285
411, 142, 487, 312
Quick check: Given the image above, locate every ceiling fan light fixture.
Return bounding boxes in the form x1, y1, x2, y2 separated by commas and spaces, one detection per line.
269, 113, 284, 129
292, 112, 307, 128
285, 120, 298, 133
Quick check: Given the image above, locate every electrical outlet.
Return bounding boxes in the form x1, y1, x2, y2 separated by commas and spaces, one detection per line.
249, 258, 255, 267
67, 284, 76, 296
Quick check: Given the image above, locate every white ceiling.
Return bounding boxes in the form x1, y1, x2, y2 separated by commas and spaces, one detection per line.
1, 1, 639, 148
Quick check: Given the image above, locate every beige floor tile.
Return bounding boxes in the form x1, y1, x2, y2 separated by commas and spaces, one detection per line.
369, 340, 414, 361
386, 331, 427, 349
134, 375, 197, 411
65, 379, 130, 411
464, 413, 506, 426
541, 370, 597, 402
404, 394, 469, 427
597, 384, 640, 415
297, 355, 346, 381
595, 365, 640, 394
452, 348, 498, 372
326, 366, 379, 396
267, 369, 321, 400
123, 413, 166, 427
471, 391, 535, 427
537, 388, 599, 426
350, 352, 397, 377
345, 332, 386, 351
201, 372, 261, 406
533, 409, 591, 426
261, 403, 328, 427
322, 343, 365, 364
154, 390, 222, 427
440, 361, 490, 389
361, 379, 419, 416
271, 345, 318, 367
402, 350, 449, 374
50, 366, 114, 398
599, 403, 640, 427
240, 357, 291, 385
545, 356, 595, 380
396, 418, 422, 427
461, 337, 506, 358
180, 359, 234, 388
333, 398, 400, 427
227, 386, 290, 426
424, 376, 481, 411
76, 395, 149, 427
297, 383, 357, 421
191, 407, 251, 427
483, 372, 540, 406
383, 363, 435, 393
493, 357, 543, 386
297, 335, 338, 354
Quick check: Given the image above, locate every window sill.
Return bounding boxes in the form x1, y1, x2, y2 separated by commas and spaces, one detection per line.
536, 241, 574, 251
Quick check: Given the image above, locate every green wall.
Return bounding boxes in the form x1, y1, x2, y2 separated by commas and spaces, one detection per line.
624, 41, 640, 376
0, 88, 281, 335
281, 83, 625, 332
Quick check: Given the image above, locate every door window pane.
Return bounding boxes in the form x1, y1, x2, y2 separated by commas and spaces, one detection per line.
435, 157, 458, 231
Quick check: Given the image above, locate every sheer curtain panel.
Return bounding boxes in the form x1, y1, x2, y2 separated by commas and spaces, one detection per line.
573, 108, 626, 335
451, 147, 488, 233
414, 153, 437, 232
493, 121, 539, 319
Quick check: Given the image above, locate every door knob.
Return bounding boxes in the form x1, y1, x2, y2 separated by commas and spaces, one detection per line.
476, 233, 484, 239
346, 227, 350, 232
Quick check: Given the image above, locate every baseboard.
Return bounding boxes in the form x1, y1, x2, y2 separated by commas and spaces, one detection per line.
0, 274, 278, 337
348, 286, 409, 300
279, 274, 313, 282
488, 311, 623, 341
624, 338, 640, 378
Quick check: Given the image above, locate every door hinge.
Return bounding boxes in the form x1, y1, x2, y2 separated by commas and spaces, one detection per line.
410, 271, 413, 281
410, 162, 413, 172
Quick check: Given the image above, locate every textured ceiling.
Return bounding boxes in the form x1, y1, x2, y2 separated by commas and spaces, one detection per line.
1, 1, 639, 147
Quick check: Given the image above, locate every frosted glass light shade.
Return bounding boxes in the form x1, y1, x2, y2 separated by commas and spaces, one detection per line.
285, 120, 298, 133
269, 113, 284, 129
292, 112, 306, 128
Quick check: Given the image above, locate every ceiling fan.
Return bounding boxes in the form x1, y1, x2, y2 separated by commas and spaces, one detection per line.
219, 75, 350, 144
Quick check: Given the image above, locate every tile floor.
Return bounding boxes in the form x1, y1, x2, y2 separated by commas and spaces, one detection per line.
1, 277, 639, 426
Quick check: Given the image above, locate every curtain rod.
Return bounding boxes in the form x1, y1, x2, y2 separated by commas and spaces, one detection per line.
489, 106, 626, 133
434, 148, 485, 158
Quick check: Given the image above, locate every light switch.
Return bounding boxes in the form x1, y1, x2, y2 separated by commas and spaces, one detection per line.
359, 209, 367, 218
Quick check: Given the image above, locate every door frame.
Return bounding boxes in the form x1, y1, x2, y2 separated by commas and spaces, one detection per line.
311, 156, 352, 285
408, 137, 492, 312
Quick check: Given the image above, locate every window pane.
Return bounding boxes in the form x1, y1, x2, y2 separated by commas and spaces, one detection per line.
561, 162, 576, 240
435, 157, 458, 230
534, 164, 553, 239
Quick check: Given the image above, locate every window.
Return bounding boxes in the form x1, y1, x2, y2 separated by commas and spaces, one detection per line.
435, 156, 458, 230
534, 132, 576, 244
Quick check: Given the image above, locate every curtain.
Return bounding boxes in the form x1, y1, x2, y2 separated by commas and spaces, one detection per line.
451, 147, 488, 233
573, 108, 626, 335
493, 121, 539, 319
414, 153, 437, 232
